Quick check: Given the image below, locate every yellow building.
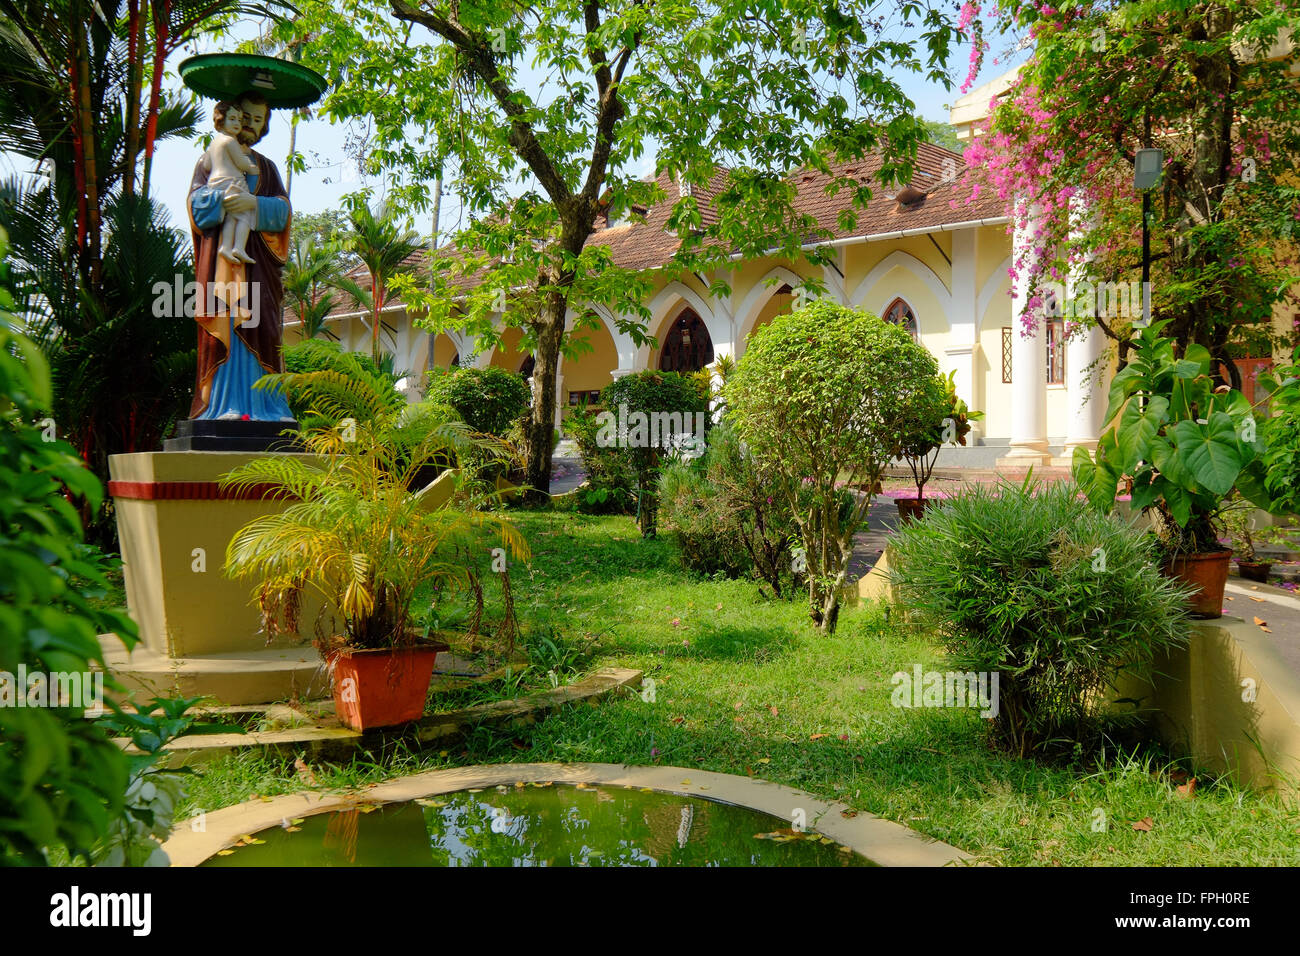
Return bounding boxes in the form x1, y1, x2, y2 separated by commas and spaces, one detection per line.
288, 56, 1299, 471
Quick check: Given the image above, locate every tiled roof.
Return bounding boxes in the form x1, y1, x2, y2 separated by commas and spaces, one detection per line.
295, 143, 1003, 320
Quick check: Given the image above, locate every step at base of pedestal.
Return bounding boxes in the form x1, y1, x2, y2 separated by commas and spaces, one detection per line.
98, 634, 329, 706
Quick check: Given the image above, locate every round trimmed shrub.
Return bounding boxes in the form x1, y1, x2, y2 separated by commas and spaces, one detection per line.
887, 478, 1193, 759
726, 299, 940, 632
425, 366, 531, 437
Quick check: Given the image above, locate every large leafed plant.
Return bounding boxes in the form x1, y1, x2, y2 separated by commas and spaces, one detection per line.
1073, 320, 1272, 554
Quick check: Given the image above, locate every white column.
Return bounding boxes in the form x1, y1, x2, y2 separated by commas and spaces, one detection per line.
1059, 323, 1105, 460
1056, 196, 1106, 463
997, 205, 1051, 467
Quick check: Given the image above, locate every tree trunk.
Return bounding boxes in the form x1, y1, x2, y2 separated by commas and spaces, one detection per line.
523, 295, 565, 505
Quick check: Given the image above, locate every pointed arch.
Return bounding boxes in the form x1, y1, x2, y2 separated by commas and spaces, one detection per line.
848, 250, 953, 330
734, 266, 807, 344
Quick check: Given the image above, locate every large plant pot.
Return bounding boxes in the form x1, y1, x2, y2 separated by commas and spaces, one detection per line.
1236, 560, 1272, 584
1163, 550, 1232, 619
326, 643, 446, 731
895, 497, 935, 524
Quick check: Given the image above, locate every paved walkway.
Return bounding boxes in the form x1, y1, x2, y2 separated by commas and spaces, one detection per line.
1224, 578, 1300, 677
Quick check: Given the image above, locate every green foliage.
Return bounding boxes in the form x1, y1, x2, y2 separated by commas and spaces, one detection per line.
425, 365, 531, 437
1073, 320, 1271, 554
224, 368, 529, 650
659, 421, 800, 596
894, 370, 985, 500
93, 696, 243, 866
281, 0, 962, 496
0, 226, 141, 865
1259, 344, 1300, 515
281, 339, 403, 429
593, 369, 711, 537
334, 195, 423, 366
4, 186, 197, 545
284, 237, 343, 342
567, 405, 637, 515
888, 478, 1193, 759
726, 299, 940, 632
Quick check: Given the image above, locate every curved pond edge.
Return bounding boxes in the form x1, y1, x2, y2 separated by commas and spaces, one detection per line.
164, 762, 974, 867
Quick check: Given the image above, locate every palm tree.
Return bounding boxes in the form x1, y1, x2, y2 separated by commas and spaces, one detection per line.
336, 198, 423, 367
284, 237, 341, 341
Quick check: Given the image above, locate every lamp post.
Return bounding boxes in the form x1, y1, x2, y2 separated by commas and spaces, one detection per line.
1133, 148, 1164, 327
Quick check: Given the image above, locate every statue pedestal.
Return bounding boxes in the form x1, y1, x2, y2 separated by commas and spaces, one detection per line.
164, 418, 304, 453
105, 450, 329, 705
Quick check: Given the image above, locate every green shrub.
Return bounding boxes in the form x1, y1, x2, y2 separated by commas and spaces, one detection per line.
0, 227, 140, 864
888, 478, 1193, 759
727, 299, 940, 632
425, 365, 531, 437
659, 421, 799, 594
591, 369, 711, 537
567, 404, 637, 514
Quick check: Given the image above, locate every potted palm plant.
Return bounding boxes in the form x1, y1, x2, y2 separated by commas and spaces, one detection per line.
221, 369, 528, 731
1074, 321, 1273, 617
893, 371, 983, 523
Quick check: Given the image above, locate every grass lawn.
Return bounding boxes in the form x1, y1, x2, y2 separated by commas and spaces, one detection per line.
180, 510, 1300, 866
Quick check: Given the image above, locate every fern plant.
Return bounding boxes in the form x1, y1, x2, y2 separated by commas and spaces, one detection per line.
220, 369, 529, 651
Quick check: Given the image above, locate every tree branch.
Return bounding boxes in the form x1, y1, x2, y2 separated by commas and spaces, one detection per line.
391, 0, 572, 205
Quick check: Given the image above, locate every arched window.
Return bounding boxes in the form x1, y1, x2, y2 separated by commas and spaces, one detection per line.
882, 297, 918, 341
658, 308, 714, 372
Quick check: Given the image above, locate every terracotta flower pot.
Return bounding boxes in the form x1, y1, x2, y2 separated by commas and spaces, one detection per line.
1162, 550, 1233, 619
326, 642, 446, 731
1236, 560, 1272, 584
895, 497, 934, 524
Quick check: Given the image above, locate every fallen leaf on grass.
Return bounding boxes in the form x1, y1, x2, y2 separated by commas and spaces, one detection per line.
756, 757, 771, 765
733, 701, 743, 710
1176, 778, 1197, 798
1131, 817, 1154, 832
672, 715, 685, 725
810, 733, 828, 741
216, 849, 236, 857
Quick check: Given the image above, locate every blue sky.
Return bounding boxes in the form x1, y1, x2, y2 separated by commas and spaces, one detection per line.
2, 10, 1029, 240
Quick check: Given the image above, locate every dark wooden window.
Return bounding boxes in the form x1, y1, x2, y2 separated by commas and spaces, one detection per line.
882, 297, 918, 341
1001, 327, 1012, 383
658, 309, 714, 372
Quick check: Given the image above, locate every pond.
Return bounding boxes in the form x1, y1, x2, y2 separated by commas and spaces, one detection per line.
202, 782, 873, 867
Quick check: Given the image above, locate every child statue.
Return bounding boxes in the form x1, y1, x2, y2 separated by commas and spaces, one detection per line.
202, 101, 260, 264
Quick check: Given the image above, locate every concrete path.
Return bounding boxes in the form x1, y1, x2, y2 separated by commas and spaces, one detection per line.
1224, 578, 1300, 678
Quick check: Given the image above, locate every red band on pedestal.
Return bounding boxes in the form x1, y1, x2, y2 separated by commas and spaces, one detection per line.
107, 481, 297, 501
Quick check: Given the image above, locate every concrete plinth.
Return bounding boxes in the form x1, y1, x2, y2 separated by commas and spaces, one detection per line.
108, 450, 329, 704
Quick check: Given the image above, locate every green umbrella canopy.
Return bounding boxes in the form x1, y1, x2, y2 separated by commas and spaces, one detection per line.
179, 53, 328, 109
